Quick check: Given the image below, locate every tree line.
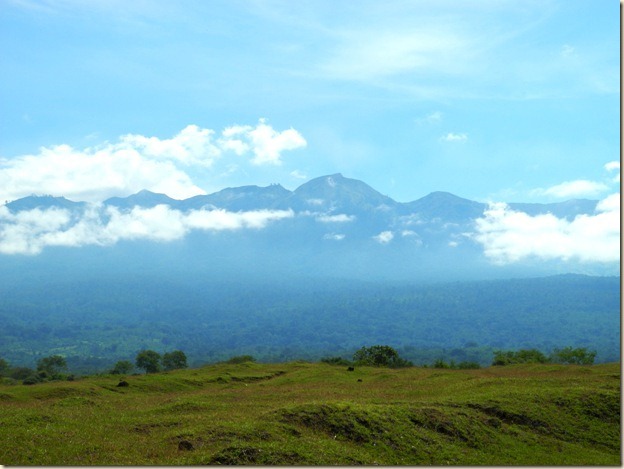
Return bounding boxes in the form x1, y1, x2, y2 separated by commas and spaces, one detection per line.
0, 349, 188, 385
0, 345, 598, 386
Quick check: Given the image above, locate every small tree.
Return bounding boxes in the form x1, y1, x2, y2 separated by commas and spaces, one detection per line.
550, 347, 596, 365
162, 350, 187, 371
135, 350, 161, 374
0, 358, 10, 377
36, 355, 67, 377
492, 349, 548, 366
10, 367, 35, 380
110, 360, 134, 375
353, 345, 412, 368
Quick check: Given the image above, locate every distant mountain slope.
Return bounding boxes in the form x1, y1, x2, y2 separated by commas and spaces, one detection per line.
5, 195, 86, 212
508, 199, 599, 219
403, 191, 487, 223
180, 184, 292, 211
104, 190, 179, 209
278, 173, 400, 213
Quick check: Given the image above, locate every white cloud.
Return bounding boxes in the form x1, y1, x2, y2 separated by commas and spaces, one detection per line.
440, 132, 468, 142
316, 213, 356, 223
604, 161, 620, 172
305, 199, 324, 206
290, 170, 308, 180
321, 29, 466, 82
605, 161, 620, 182
560, 44, 575, 58
0, 204, 294, 255
119, 125, 221, 167
373, 230, 394, 244
0, 143, 205, 203
0, 120, 307, 203
472, 194, 620, 265
323, 233, 346, 241
220, 118, 307, 166
415, 111, 443, 125
535, 179, 610, 198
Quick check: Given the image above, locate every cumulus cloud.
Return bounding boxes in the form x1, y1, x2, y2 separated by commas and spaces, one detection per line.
472, 194, 620, 265
0, 204, 294, 255
118, 125, 221, 167
373, 230, 394, 244
440, 132, 467, 142
220, 118, 307, 165
0, 120, 307, 203
0, 143, 205, 203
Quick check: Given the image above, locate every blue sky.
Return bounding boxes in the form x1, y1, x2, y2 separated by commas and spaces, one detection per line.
0, 0, 619, 205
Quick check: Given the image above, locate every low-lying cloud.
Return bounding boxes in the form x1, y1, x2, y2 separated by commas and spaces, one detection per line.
0, 120, 307, 204
0, 204, 294, 255
473, 192, 620, 264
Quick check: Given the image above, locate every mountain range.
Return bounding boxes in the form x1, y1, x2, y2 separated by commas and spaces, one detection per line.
1, 173, 613, 282
7, 173, 598, 219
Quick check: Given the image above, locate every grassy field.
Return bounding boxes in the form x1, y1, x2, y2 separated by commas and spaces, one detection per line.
0, 361, 620, 465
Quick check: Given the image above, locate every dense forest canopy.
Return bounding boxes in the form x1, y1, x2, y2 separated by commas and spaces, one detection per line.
0, 274, 618, 374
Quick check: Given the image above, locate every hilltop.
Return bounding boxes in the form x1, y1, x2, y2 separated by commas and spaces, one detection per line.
0, 361, 619, 465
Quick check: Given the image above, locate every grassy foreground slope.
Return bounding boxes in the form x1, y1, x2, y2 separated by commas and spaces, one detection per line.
0, 362, 620, 465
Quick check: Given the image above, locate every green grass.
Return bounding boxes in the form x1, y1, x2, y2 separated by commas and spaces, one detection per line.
0, 361, 620, 465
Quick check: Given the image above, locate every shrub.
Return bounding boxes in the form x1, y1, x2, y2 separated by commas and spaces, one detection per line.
22, 376, 38, 385
225, 355, 257, 364
10, 367, 35, 380
492, 349, 548, 366
320, 356, 353, 366
456, 361, 481, 369
110, 360, 134, 375
550, 347, 596, 365
353, 345, 412, 368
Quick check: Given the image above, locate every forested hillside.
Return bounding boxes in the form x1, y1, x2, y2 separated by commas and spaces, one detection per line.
0, 274, 618, 374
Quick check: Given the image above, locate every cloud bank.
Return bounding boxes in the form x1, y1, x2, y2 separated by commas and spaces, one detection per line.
473, 192, 620, 264
0, 120, 307, 203
0, 204, 294, 255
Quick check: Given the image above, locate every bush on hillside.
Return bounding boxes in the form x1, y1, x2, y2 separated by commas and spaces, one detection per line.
549, 346, 596, 365
353, 345, 412, 368
225, 355, 257, 364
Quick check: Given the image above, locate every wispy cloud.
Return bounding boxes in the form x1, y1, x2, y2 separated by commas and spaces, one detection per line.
534, 180, 610, 199
290, 170, 308, 180
415, 111, 443, 125
0, 120, 306, 203
0, 204, 294, 255
323, 233, 345, 241
440, 132, 468, 142
316, 214, 356, 223
530, 163, 619, 199
320, 29, 466, 82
